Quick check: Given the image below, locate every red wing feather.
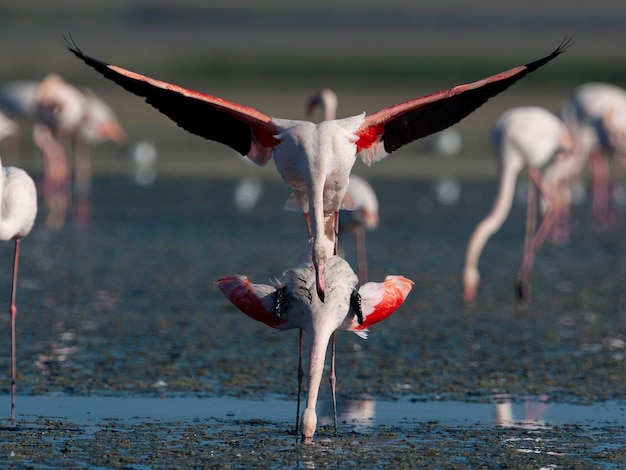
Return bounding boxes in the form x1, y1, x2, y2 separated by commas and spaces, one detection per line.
216, 276, 283, 329
351, 276, 414, 332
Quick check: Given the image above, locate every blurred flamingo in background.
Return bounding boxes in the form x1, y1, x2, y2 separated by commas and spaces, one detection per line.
463, 107, 575, 302
0, 81, 39, 162
73, 88, 127, 224
560, 82, 626, 228
34, 74, 127, 227
217, 255, 413, 443
67, 38, 570, 301
0, 157, 37, 423
305, 88, 379, 282
0, 112, 20, 161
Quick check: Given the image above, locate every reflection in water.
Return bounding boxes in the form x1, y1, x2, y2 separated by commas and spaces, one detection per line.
319, 395, 376, 431
130, 140, 158, 186
493, 394, 550, 429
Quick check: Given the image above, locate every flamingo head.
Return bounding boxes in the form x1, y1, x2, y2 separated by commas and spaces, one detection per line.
311, 242, 328, 302
462, 266, 480, 303
300, 408, 317, 444
314, 260, 326, 303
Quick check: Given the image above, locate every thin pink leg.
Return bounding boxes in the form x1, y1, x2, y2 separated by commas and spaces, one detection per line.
304, 213, 312, 239
355, 227, 368, 283
330, 211, 338, 433
517, 177, 538, 301
329, 333, 337, 434
590, 150, 614, 229
295, 328, 303, 435
9, 239, 20, 424
517, 173, 558, 301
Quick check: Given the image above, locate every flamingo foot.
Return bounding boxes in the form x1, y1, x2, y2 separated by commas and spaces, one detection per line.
515, 276, 531, 302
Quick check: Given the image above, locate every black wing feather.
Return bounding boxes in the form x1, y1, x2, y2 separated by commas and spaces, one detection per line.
382, 37, 573, 153
64, 37, 253, 155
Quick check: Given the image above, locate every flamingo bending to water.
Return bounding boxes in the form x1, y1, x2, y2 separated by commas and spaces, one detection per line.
304, 88, 379, 282
217, 256, 413, 443
0, 157, 37, 423
67, 38, 571, 300
463, 107, 574, 302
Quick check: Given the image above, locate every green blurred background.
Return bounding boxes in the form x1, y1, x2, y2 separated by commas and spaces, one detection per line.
1, 1, 625, 179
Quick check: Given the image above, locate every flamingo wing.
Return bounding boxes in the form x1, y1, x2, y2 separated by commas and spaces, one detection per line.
66, 40, 280, 164
345, 275, 414, 336
355, 38, 573, 163
216, 275, 284, 329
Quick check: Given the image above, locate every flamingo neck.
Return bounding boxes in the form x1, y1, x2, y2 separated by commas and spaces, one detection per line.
463, 159, 521, 295
301, 326, 334, 442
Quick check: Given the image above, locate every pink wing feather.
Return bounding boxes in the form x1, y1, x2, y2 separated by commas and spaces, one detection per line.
347, 276, 414, 333
216, 276, 284, 328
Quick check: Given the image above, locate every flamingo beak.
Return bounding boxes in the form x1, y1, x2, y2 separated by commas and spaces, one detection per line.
315, 267, 325, 302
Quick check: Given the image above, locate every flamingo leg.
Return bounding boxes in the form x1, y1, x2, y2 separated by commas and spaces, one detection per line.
355, 226, 368, 283
9, 239, 20, 424
329, 210, 338, 433
304, 213, 313, 239
295, 328, 303, 436
590, 149, 614, 229
517, 170, 557, 301
329, 333, 338, 434
516, 175, 538, 300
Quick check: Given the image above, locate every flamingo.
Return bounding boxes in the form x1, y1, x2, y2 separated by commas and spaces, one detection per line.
304, 89, 380, 283
463, 107, 575, 302
217, 255, 413, 443
73, 88, 127, 224
34, 75, 127, 227
67, 38, 571, 300
0, 81, 39, 162
0, 157, 37, 423
560, 82, 626, 228
0, 112, 19, 159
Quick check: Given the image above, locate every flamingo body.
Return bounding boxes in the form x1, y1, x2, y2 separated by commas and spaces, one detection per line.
67, 38, 570, 299
0, 157, 37, 423
463, 107, 574, 302
217, 256, 413, 442
561, 83, 626, 225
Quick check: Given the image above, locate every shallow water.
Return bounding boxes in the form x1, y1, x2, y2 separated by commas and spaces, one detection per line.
0, 175, 625, 467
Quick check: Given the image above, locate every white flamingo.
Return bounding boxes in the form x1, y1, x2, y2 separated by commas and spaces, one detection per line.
67, 38, 571, 300
304, 88, 379, 282
0, 156, 37, 423
217, 255, 413, 443
561, 82, 626, 227
463, 107, 574, 302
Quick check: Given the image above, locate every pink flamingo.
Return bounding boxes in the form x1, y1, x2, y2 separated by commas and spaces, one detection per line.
0, 81, 39, 162
560, 82, 626, 228
304, 88, 379, 282
34, 75, 127, 227
0, 112, 19, 160
463, 107, 575, 302
217, 255, 413, 443
0, 157, 37, 423
73, 88, 127, 224
67, 38, 571, 300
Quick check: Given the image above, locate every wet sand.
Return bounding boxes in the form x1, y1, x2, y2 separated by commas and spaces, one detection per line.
0, 175, 623, 467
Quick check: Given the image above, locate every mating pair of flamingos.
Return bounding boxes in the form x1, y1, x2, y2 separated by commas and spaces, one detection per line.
464, 82, 626, 302
66, 39, 569, 442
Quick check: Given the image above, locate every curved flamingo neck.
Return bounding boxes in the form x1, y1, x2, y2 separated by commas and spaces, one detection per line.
463, 158, 522, 297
